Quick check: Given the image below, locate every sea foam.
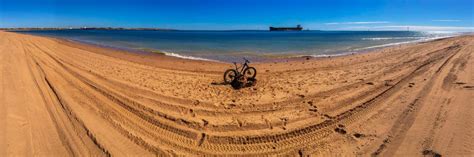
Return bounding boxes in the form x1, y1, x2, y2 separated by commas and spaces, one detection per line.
161, 51, 219, 62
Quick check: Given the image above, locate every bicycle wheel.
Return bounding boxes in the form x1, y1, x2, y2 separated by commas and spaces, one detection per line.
243, 67, 257, 79
223, 69, 237, 84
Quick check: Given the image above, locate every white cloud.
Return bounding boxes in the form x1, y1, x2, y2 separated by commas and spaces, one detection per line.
432, 19, 462, 22
324, 21, 390, 25
344, 25, 474, 32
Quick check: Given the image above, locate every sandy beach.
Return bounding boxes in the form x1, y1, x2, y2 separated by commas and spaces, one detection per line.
0, 30, 472, 156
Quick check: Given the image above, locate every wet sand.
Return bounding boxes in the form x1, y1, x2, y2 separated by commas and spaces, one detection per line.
0, 31, 472, 156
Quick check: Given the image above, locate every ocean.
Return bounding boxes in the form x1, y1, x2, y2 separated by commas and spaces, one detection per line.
17, 30, 459, 62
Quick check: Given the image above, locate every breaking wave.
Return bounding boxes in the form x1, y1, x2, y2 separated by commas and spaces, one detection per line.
356, 35, 456, 51
161, 51, 219, 62
362, 37, 425, 40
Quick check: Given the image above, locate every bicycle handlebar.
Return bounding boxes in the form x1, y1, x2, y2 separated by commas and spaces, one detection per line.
232, 59, 249, 69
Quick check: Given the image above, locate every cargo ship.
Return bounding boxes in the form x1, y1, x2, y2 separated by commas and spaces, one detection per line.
269, 25, 303, 31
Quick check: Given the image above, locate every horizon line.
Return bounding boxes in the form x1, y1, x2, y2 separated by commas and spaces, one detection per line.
0, 27, 452, 32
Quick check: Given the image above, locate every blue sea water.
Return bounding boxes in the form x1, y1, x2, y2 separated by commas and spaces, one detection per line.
17, 30, 458, 61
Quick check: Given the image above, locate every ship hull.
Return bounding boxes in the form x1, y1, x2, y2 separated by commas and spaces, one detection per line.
269, 27, 303, 31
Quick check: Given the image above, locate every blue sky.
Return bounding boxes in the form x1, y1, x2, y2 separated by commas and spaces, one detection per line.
1, 0, 473, 31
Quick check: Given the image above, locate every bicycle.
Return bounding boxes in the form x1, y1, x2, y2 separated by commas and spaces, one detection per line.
223, 58, 257, 84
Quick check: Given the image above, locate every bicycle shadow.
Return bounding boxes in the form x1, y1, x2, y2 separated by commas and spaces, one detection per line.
210, 81, 227, 86
210, 78, 257, 90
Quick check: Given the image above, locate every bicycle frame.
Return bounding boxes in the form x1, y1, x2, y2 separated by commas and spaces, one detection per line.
233, 58, 250, 74
233, 62, 249, 74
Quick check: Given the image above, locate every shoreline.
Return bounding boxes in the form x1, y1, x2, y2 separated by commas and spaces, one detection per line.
11, 30, 464, 63
72, 34, 464, 64
64, 33, 458, 63
19, 31, 470, 72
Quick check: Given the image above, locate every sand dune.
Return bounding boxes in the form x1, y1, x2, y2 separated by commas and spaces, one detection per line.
0, 31, 472, 156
